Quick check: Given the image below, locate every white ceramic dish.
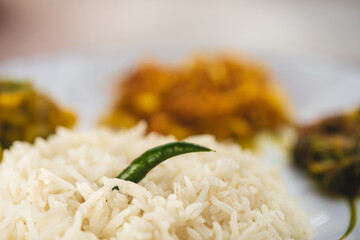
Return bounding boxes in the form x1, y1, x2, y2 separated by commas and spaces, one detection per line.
0, 47, 359, 239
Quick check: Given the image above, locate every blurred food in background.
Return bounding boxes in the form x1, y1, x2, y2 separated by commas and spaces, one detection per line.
0, 80, 76, 159
293, 107, 360, 238
101, 54, 292, 145
294, 107, 360, 197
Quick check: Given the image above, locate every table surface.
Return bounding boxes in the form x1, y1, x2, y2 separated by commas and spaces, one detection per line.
0, 0, 359, 66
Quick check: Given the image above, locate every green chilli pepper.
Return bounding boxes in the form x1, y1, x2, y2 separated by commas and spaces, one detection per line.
340, 198, 357, 240
113, 141, 214, 190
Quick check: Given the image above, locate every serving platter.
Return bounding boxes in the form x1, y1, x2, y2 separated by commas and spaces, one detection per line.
0, 46, 359, 239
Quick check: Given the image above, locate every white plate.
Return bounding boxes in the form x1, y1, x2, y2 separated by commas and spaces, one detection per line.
1, 47, 360, 239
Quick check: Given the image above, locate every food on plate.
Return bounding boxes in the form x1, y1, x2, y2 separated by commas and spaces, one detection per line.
101, 54, 292, 145
293, 107, 360, 239
0, 80, 76, 159
0, 123, 312, 239
293, 108, 360, 197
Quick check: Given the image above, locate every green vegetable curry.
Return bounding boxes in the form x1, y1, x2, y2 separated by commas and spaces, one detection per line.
293, 107, 360, 239
0, 80, 76, 159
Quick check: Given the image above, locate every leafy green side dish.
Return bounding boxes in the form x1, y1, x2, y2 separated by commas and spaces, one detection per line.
293, 108, 360, 239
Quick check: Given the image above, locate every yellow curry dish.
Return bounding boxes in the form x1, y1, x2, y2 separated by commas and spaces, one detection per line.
0, 80, 76, 159
101, 54, 292, 144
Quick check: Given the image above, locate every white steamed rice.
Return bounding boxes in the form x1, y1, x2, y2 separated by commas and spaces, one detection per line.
0, 123, 312, 239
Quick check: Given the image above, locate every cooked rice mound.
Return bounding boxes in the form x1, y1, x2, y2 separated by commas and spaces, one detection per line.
0, 123, 311, 239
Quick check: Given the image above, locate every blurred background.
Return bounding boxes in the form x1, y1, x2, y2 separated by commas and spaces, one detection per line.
0, 0, 359, 65
1, 3, 360, 238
